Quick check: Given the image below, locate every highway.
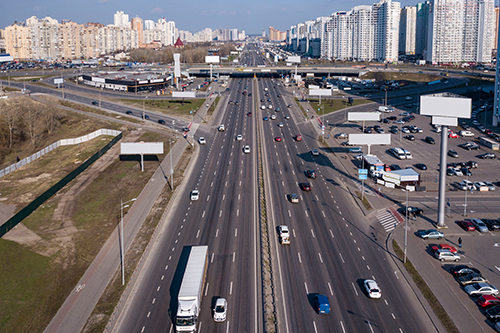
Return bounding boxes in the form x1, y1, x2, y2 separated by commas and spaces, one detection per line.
113, 77, 260, 333
256, 77, 438, 332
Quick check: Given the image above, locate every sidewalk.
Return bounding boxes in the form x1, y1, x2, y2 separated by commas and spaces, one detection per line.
44, 93, 215, 333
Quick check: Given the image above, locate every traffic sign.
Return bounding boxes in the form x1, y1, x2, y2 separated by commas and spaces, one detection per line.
359, 174, 368, 180
358, 169, 368, 175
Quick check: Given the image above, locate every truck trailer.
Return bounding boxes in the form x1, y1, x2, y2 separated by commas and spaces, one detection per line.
176, 246, 209, 332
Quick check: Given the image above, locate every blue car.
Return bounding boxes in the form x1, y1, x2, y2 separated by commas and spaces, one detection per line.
263, 117, 269, 121
314, 294, 330, 314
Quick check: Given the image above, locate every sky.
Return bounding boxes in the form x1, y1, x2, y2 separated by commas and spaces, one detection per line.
1, 0, 498, 35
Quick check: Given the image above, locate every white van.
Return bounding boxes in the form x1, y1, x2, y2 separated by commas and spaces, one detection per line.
403, 149, 413, 159
390, 147, 406, 160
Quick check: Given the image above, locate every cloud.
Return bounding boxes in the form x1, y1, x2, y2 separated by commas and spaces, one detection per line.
33, 5, 42, 11
151, 7, 163, 14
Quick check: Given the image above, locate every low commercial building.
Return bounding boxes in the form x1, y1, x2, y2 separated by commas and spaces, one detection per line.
80, 70, 172, 92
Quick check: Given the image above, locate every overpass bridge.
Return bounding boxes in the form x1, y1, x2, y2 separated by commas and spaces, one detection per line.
184, 66, 366, 78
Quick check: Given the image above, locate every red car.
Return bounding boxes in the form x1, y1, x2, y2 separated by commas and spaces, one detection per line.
478, 295, 500, 308
448, 131, 459, 138
485, 129, 493, 135
300, 182, 312, 191
431, 244, 458, 253
248, 112, 252, 117
295, 135, 302, 142
275, 136, 282, 142
457, 220, 476, 231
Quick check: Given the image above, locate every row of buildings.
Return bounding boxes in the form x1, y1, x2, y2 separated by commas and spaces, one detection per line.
0, 10, 246, 60
280, 0, 496, 64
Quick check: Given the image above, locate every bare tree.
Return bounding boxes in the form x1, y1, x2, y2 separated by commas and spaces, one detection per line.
0, 101, 19, 149
22, 102, 41, 149
43, 105, 58, 135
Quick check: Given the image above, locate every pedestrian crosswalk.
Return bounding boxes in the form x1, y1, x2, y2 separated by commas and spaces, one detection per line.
377, 207, 405, 232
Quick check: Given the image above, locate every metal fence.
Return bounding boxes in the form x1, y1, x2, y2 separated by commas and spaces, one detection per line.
0, 129, 121, 178
0, 130, 122, 238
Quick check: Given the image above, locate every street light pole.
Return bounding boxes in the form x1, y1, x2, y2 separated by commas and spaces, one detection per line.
404, 187, 409, 263
170, 139, 174, 190
120, 198, 136, 285
143, 96, 148, 120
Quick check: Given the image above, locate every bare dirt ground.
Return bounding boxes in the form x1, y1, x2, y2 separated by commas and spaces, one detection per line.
2, 128, 144, 266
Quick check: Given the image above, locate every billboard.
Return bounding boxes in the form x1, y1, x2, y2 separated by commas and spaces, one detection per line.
174, 53, 181, 78
420, 93, 471, 119
287, 56, 301, 63
309, 89, 331, 96
172, 91, 196, 98
348, 112, 380, 122
54, 78, 63, 84
349, 134, 391, 145
205, 56, 220, 63
121, 142, 164, 155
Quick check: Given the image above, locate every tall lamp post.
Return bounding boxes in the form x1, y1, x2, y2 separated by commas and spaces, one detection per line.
142, 96, 148, 120
169, 139, 174, 190
120, 198, 137, 285
404, 186, 409, 263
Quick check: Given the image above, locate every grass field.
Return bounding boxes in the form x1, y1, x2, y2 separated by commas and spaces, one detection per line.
308, 97, 372, 115
118, 98, 205, 119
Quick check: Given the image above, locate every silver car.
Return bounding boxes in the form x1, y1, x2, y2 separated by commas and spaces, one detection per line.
470, 218, 488, 232
464, 283, 499, 296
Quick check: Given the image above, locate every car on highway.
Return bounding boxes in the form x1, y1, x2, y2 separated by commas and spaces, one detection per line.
403, 206, 424, 216
458, 273, 488, 286
335, 133, 348, 139
448, 149, 459, 158
289, 193, 299, 203
457, 220, 476, 231
363, 279, 382, 299
158, 119, 166, 125
464, 283, 499, 296
311, 149, 319, 156
278, 122, 284, 128
213, 298, 227, 322
434, 249, 460, 262
263, 117, 269, 121
296, 135, 302, 142
125, 110, 133, 115
450, 265, 481, 277
247, 112, 252, 117
190, 190, 199, 201
236, 134, 243, 141
92, 101, 99, 106
405, 96, 412, 100
278, 225, 291, 244
198, 137, 206, 145
284, 115, 290, 120
314, 294, 331, 314
414, 163, 427, 170
416, 229, 444, 239
470, 218, 488, 232
479, 152, 496, 159
425, 136, 436, 144
287, 104, 292, 108
271, 114, 277, 120
306, 170, 317, 179
275, 136, 282, 142
300, 183, 312, 191
243, 145, 251, 154
478, 295, 500, 308
348, 147, 362, 153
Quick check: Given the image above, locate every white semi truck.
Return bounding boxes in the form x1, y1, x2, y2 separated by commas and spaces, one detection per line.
176, 245, 209, 332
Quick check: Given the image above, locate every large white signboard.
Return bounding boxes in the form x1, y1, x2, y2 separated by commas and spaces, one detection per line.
54, 78, 63, 84
348, 112, 381, 122
121, 142, 164, 155
174, 53, 181, 78
287, 56, 301, 63
420, 93, 471, 119
172, 91, 196, 98
205, 56, 220, 63
349, 134, 391, 145
309, 89, 331, 96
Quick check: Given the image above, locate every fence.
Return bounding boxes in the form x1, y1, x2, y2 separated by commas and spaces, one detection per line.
0, 129, 121, 178
0, 130, 122, 238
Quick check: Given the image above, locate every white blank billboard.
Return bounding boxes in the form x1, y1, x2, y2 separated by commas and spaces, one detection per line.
205, 56, 220, 63
172, 91, 196, 98
309, 89, 331, 96
287, 56, 301, 63
348, 112, 380, 122
54, 78, 63, 84
420, 93, 471, 119
174, 53, 181, 78
121, 142, 164, 155
349, 134, 391, 145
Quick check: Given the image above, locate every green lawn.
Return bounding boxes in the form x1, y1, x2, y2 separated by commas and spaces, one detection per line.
308, 98, 372, 115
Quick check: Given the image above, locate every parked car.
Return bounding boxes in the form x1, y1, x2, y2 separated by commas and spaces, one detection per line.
483, 219, 500, 231
461, 167, 472, 176
479, 153, 496, 159
460, 142, 480, 150
464, 283, 499, 296
478, 295, 500, 308
415, 163, 427, 170
425, 136, 436, 144
448, 131, 459, 138
450, 265, 481, 277
435, 249, 460, 262
484, 182, 496, 191
403, 206, 424, 216
458, 273, 488, 286
417, 229, 444, 239
364, 279, 382, 299
457, 220, 476, 231
405, 135, 416, 141
470, 218, 488, 232
448, 149, 459, 158
431, 243, 457, 253
465, 160, 478, 168
474, 182, 488, 191
486, 305, 500, 321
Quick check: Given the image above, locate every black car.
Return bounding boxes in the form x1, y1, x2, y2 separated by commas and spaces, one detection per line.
182, 127, 190, 132
479, 153, 496, 159
486, 305, 500, 321
92, 101, 99, 105
390, 128, 398, 134
403, 206, 424, 216
425, 136, 436, 144
483, 219, 500, 231
390, 164, 401, 171
450, 265, 481, 277
364, 127, 373, 134
465, 160, 478, 169
306, 170, 317, 179
125, 110, 133, 115
381, 118, 390, 123
461, 167, 472, 176
415, 163, 427, 170
158, 119, 166, 125
405, 135, 415, 141
387, 116, 397, 121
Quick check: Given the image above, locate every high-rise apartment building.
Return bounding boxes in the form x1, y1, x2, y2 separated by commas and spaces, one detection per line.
269, 27, 287, 41
131, 17, 143, 45
426, 0, 494, 63
144, 20, 155, 30
60, 20, 84, 59
399, 6, 416, 55
26, 16, 60, 60
415, 1, 430, 57
4, 23, 31, 59
351, 5, 375, 61
373, 0, 400, 62
114, 11, 130, 28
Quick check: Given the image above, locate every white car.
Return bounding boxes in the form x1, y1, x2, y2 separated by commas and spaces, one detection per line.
271, 114, 277, 120
459, 180, 475, 190
218, 124, 225, 132
268, 105, 273, 109
453, 168, 463, 177
459, 130, 474, 137
364, 279, 381, 299
405, 96, 412, 100
278, 122, 284, 128
213, 298, 227, 322
484, 181, 496, 191
474, 181, 488, 191
311, 149, 320, 156
434, 249, 460, 262
243, 145, 251, 154
236, 134, 243, 141
190, 190, 199, 201
198, 137, 206, 145
464, 283, 499, 296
